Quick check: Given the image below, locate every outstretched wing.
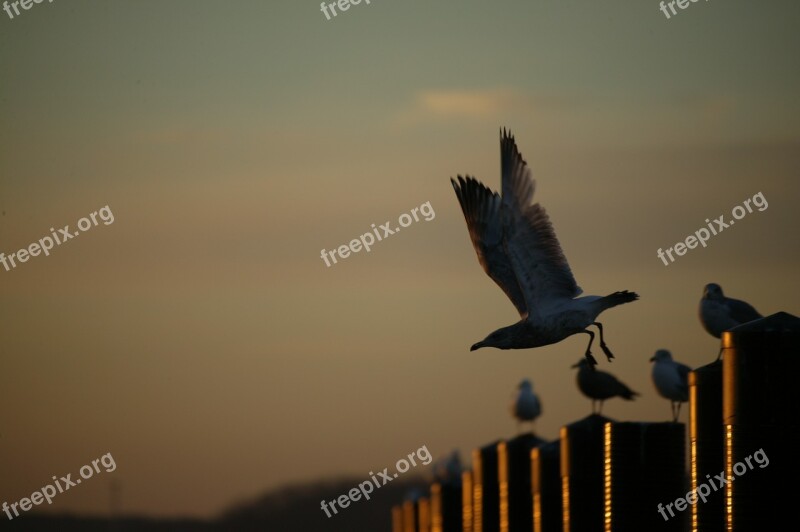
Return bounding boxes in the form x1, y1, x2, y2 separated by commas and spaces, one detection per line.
498, 130, 581, 317
451, 175, 528, 317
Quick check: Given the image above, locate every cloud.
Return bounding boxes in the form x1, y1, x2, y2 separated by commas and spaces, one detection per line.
391, 87, 582, 127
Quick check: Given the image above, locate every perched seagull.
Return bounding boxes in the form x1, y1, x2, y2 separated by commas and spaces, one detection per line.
700, 283, 763, 338
451, 129, 638, 365
572, 359, 638, 415
650, 349, 691, 422
700, 283, 763, 358
510, 378, 542, 433
432, 450, 462, 485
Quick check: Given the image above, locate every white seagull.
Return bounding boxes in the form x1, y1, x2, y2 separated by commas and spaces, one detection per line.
451, 129, 638, 365
572, 358, 638, 415
650, 349, 691, 422
510, 378, 542, 433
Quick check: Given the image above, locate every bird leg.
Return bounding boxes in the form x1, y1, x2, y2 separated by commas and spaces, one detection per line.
674, 402, 682, 422
598, 400, 604, 415
593, 322, 615, 362
716, 346, 724, 361
581, 330, 598, 366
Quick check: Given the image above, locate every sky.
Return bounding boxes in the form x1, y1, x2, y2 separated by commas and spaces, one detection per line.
1, 0, 799, 521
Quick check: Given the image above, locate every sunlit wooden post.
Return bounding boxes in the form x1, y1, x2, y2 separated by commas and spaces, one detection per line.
723, 312, 800, 531
560, 414, 611, 532
531, 439, 561, 532
403, 499, 418, 532
462, 470, 474, 532
497, 433, 547, 532
431, 478, 462, 532
603, 421, 686, 531
689, 360, 724, 532
472, 440, 502, 532
392, 504, 405, 532
417, 497, 431, 532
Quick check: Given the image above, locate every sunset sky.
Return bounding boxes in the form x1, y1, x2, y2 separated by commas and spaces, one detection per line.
1, 0, 799, 520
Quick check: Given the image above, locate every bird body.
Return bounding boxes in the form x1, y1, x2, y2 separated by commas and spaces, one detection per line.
452, 130, 638, 363
650, 349, 691, 422
511, 379, 541, 422
572, 359, 638, 414
700, 283, 762, 338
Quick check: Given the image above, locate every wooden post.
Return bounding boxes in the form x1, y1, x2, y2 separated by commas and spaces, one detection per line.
498, 433, 547, 532
560, 414, 612, 532
723, 312, 800, 531
531, 440, 561, 532
603, 421, 686, 531
689, 360, 724, 532
472, 440, 502, 532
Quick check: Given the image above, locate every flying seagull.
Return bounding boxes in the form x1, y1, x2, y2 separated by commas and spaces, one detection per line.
451, 129, 639, 364
699, 283, 762, 358
650, 349, 691, 422
572, 358, 638, 414
510, 378, 541, 433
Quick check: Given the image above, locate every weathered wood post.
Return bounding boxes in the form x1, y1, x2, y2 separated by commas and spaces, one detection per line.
431, 477, 462, 532
531, 439, 561, 532
498, 432, 547, 532
472, 440, 502, 532
689, 360, 724, 532
560, 414, 612, 531
723, 312, 800, 531
603, 421, 686, 531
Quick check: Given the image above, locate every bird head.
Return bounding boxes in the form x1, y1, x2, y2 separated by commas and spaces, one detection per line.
702, 283, 724, 301
518, 379, 533, 390
471, 327, 515, 351
571, 359, 593, 370
650, 349, 672, 362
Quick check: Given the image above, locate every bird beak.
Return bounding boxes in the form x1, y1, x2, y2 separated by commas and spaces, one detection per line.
470, 342, 483, 351
649, 356, 656, 361
570, 362, 580, 368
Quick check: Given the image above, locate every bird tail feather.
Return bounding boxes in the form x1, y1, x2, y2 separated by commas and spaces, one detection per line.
599, 290, 639, 311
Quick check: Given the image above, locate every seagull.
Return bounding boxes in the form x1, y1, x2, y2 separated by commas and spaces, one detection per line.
510, 378, 542, 433
650, 349, 691, 422
572, 359, 638, 414
700, 283, 762, 338
700, 283, 762, 358
451, 129, 638, 365
431, 450, 462, 485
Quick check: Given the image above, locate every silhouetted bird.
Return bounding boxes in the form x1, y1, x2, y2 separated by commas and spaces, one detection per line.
510, 378, 541, 432
650, 349, 691, 422
572, 359, 638, 414
431, 450, 462, 485
451, 129, 638, 365
700, 283, 762, 358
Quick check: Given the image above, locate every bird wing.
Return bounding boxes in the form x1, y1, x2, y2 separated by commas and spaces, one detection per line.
503, 202, 582, 318
500, 129, 534, 212
451, 175, 529, 317
496, 131, 581, 316
728, 298, 763, 324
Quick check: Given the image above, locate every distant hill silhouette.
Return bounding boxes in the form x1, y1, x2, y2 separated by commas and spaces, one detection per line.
16, 475, 429, 531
